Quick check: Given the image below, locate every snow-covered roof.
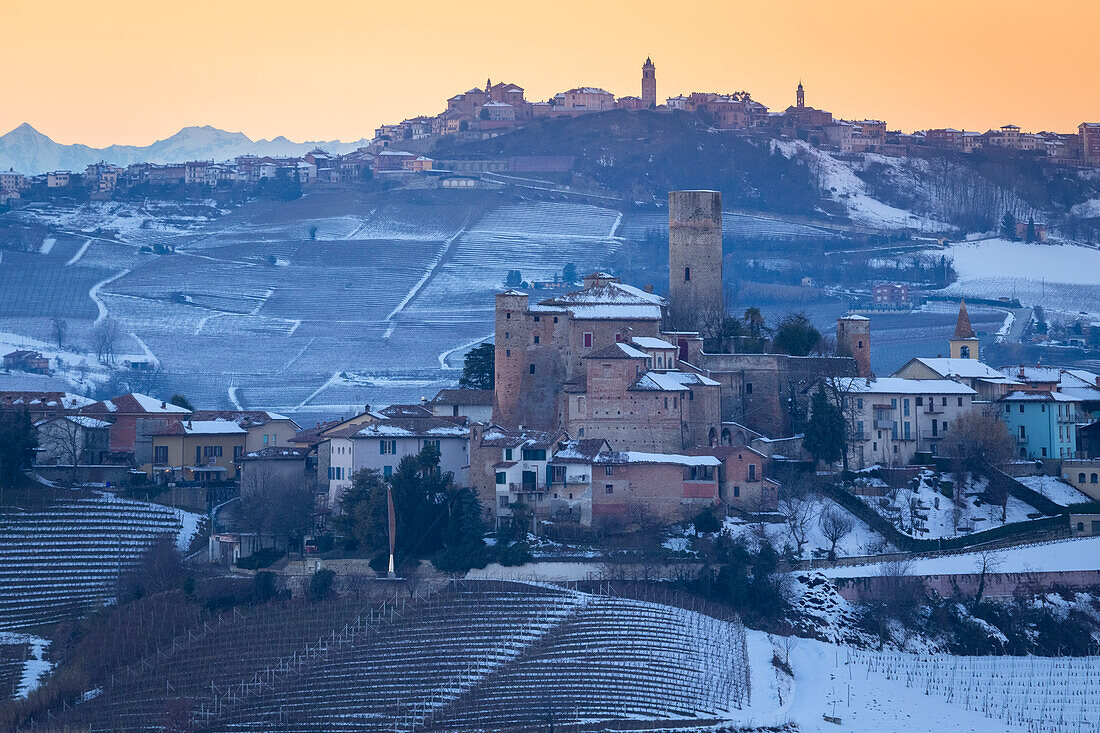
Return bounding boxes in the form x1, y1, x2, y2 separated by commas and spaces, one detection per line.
85, 393, 192, 415
631, 336, 676, 349
1000, 391, 1080, 403
161, 420, 248, 435
594, 451, 721, 467
534, 281, 664, 321
909, 358, 1015, 381
842, 378, 976, 396
352, 418, 470, 439
631, 370, 719, 392
62, 416, 111, 429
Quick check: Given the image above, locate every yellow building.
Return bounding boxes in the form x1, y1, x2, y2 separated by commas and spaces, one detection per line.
150, 420, 248, 482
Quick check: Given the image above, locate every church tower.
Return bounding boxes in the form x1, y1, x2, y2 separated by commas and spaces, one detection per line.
949, 299, 980, 360
641, 57, 657, 108
796, 80, 805, 108
837, 315, 871, 378
668, 190, 723, 329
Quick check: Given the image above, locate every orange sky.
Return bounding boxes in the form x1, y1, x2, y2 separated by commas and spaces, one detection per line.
4, 0, 1098, 146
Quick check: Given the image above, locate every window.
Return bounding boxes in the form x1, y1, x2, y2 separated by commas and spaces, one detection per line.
605, 466, 614, 476
942, 397, 947, 406
916, 397, 923, 406
203, 445, 223, 458
748, 464, 756, 480
1080, 473, 1087, 483
733, 486, 740, 497
383, 465, 392, 477
890, 398, 897, 409
903, 399, 910, 417
380, 439, 397, 455
1041, 448, 1047, 457
424, 439, 440, 450
521, 448, 546, 461
583, 332, 593, 348
684, 267, 691, 282
553, 317, 558, 323
533, 335, 540, 344
1020, 404, 1025, 413
745, 383, 753, 395
958, 397, 964, 406
1092, 473, 1099, 484
153, 445, 168, 465
505, 349, 511, 357
604, 484, 614, 494
857, 398, 863, 410
495, 472, 506, 485
233, 446, 243, 460
533, 316, 540, 322
499, 496, 509, 508
1006, 404, 1011, 413
529, 364, 535, 374
1019, 426, 1026, 439
262, 434, 269, 445
505, 448, 513, 460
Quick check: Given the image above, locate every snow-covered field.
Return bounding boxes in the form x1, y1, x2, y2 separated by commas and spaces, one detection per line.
821, 536, 1100, 578
772, 140, 951, 232
1017, 475, 1093, 506
1, 197, 627, 422
721, 499, 894, 559
937, 238, 1100, 318
0, 632, 52, 700
858, 471, 1046, 539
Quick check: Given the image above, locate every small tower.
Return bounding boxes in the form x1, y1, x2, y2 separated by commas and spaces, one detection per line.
493, 290, 530, 428
796, 80, 805, 109
668, 190, 723, 329
949, 299, 980, 360
837, 315, 872, 378
485, 77, 492, 94
641, 57, 657, 108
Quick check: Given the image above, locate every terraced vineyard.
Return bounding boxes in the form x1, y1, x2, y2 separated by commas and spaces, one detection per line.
53, 581, 750, 733
0, 495, 200, 631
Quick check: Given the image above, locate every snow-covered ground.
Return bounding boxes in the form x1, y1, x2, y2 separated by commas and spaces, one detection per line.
936, 238, 1100, 318
857, 471, 1045, 540
0, 632, 53, 699
721, 498, 895, 559
821, 536, 1100, 578
772, 140, 950, 232
1017, 475, 1093, 506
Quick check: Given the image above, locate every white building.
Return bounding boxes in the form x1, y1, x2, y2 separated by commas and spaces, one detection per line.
838, 377, 978, 468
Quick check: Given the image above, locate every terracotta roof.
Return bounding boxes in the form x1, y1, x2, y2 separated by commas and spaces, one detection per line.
550, 439, 610, 464
292, 420, 341, 445
378, 404, 434, 418
953, 300, 975, 339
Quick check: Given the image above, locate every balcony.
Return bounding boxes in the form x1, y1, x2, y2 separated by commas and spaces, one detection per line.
874, 419, 893, 429
508, 482, 540, 493
920, 430, 943, 440
924, 403, 944, 414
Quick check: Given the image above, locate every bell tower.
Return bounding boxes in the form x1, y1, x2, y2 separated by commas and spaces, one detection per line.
949, 299, 980, 360
668, 190, 723, 329
796, 80, 805, 108
642, 57, 657, 108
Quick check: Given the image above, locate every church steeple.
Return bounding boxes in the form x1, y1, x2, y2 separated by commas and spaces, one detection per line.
486, 77, 492, 94
796, 79, 805, 108
949, 299, 980, 359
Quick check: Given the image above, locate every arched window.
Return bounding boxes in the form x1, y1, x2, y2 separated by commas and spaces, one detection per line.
684, 267, 691, 282
708, 427, 717, 447
1092, 473, 1099, 484
1081, 473, 1088, 483
721, 428, 731, 446
959, 345, 970, 358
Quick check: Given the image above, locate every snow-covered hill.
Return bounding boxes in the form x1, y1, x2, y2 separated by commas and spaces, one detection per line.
0, 123, 370, 175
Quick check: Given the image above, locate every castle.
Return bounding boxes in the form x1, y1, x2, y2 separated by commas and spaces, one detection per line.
491, 191, 861, 447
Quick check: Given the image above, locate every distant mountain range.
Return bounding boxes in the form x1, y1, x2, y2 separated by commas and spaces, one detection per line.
0, 123, 371, 175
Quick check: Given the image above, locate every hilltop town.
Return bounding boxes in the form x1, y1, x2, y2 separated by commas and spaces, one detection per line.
2, 57, 1099, 207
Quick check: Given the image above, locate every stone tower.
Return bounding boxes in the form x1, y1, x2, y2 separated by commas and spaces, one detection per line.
949, 299, 980, 360
796, 80, 805, 108
492, 290, 530, 427
641, 57, 657, 108
836, 315, 871, 377
668, 190, 723, 329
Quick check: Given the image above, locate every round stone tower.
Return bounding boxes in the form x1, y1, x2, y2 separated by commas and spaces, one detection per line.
493, 290, 529, 427
668, 190, 723, 329
836, 315, 871, 377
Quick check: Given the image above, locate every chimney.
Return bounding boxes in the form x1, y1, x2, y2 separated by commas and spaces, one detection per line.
161, 401, 167, 409
644, 284, 654, 293
364, 404, 371, 413
420, 396, 427, 404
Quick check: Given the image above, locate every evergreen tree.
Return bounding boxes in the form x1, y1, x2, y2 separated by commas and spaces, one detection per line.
459, 342, 495, 390
1025, 216, 1036, 243
0, 408, 36, 490
804, 384, 846, 468
338, 468, 388, 552
561, 262, 577, 284
771, 312, 822, 356
505, 269, 523, 288
168, 394, 194, 411
1000, 211, 1017, 240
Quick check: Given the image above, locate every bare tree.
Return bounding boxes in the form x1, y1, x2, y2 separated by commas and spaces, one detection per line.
37, 416, 85, 487
969, 549, 1003, 611
942, 410, 1015, 485
92, 318, 123, 365
777, 483, 821, 557
240, 460, 315, 551
51, 317, 67, 349
818, 505, 855, 560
